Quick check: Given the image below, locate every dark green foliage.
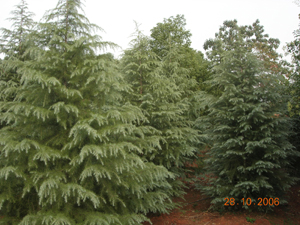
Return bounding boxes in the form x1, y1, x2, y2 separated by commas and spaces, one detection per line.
246, 217, 256, 223
0, 1, 176, 224
180, 48, 211, 92
197, 29, 298, 212
287, 14, 300, 116
286, 14, 300, 178
288, 116, 300, 176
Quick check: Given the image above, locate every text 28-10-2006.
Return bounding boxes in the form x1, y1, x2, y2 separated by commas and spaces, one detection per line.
224, 198, 279, 206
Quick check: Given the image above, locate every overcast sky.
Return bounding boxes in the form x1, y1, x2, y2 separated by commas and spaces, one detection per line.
0, 0, 299, 59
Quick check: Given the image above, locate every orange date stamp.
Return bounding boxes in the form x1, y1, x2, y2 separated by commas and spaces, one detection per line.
224, 198, 279, 206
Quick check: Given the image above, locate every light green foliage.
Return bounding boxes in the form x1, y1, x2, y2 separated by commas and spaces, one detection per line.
197, 28, 298, 212
0, 0, 35, 58
0, 1, 176, 224
122, 26, 199, 198
150, 15, 211, 93
0, 0, 36, 105
145, 44, 198, 174
204, 20, 279, 64
121, 22, 160, 105
150, 14, 191, 58
204, 20, 290, 88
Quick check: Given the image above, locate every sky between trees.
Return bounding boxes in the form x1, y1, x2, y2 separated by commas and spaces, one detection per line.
0, 0, 299, 59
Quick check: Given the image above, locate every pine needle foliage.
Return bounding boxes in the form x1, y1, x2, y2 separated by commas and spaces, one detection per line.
0, 0, 36, 103
150, 14, 211, 93
0, 2, 36, 220
121, 22, 160, 105
286, 14, 300, 177
0, 0, 35, 58
151, 43, 199, 179
197, 33, 298, 212
150, 14, 191, 59
122, 27, 199, 198
203, 19, 290, 88
0, 1, 175, 224
287, 14, 300, 116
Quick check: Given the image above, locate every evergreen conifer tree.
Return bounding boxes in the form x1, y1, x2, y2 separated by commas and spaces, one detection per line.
204, 19, 290, 83
286, 14, 300, 176
154, 42, 199, 176
0, 1, 175, 224
0, 2, 36, 220
0, 0, 35, 102
287, 15, 300, 116
197, 30, 298, 212
121, 23, 160, 106
122, 27, 199, 198
0, 0, 35, 58
150, 15, 211, 93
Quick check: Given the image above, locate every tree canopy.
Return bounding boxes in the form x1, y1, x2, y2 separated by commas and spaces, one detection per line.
0, 1, 298, 223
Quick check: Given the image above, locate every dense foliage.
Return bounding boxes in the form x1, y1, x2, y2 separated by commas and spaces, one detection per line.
286, 14, 300, 177
0, 1, 175, 224
287, 15, 300, 116
0, 0, 298, 224
121, 24, 199, 199
197, 21, 297, 212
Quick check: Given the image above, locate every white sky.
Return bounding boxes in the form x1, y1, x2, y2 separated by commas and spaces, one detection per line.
0, 0, 299, 59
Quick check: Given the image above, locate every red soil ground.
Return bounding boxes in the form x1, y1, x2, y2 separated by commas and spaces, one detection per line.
143, 184, 300, 225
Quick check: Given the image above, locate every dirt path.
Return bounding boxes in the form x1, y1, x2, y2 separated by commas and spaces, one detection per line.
143, 185, 300, 225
